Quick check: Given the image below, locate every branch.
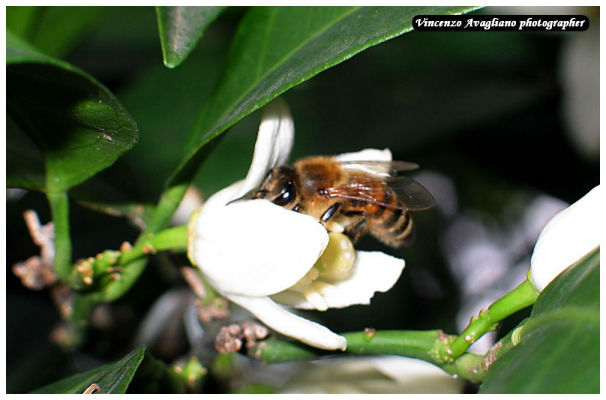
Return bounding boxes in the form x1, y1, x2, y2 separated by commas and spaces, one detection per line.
443, 279, 538, 361
246, 279, 539, 383
68, 224, 189, 292
248, 326, 523, 383
47, 190, 72, 283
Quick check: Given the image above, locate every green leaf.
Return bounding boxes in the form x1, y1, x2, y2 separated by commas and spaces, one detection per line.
530, 251, 599, 317
69, 162, 158, 230
126, 348, 187, 393
480, 250, 599, 393
156, 6, 226, 68
170, 6, 478, 185
31, 346, 146, 394
6, 6, 38, 38
117, 29, 231, 195
6, 114, 45, 190
74, 199, 156, 231
7, 6, 106, 58
7, 30, 139, 193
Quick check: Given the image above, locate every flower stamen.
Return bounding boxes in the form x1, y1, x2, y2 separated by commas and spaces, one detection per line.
282, 232, 357, 311
303, 285, 330, 311
325, 220, 345, 233
314, 232, 356, 281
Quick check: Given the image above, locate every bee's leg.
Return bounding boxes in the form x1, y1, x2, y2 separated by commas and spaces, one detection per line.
343, 214, 367, 244
320, 203, 341, 223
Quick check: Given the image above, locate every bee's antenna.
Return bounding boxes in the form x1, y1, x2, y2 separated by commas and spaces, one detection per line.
226, 189, 265, 206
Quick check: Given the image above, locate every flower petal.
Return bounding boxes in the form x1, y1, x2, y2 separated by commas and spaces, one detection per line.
370, 356, 462, 392
237, 97, 294, 198
282, 356, 463, 393
530, 185, 601, 291
189, 190, 329, 297
272, 251, 405, 309
335, 148, 393, 177
334, 148, 393, 162
225, 293, 347, 350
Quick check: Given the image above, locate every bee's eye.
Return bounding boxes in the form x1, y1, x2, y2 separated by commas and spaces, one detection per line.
273, 181, 295, 206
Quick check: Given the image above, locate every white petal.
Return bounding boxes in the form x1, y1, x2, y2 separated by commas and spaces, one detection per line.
193, 180, 244, 217
281, 356, 462, 394
335, 148, 393, 177
189, 195, 328, 297
171, 186, 204, 226
225, 293, 347, 350
273, 251, 405, 309
371, 356, 462, 392
334, 148, 392, 162
530, 185, 601, 291
237, 97, 294, 198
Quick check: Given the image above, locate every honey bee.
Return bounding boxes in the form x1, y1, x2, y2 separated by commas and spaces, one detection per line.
248, 155, 435, 247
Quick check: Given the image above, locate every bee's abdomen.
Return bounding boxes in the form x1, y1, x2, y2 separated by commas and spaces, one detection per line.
367, 188, 415, 247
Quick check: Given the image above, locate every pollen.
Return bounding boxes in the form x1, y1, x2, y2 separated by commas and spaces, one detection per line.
284, 232, 356, 311
290, 268, 320, 291
314, 232, 355, 281
325, 220, 345, 233
303, 285, 329, 311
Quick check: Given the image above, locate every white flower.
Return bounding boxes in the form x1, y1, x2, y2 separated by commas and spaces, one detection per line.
188, 98, 405, 350
529, 185, 601, 292
281, 356, 463, 394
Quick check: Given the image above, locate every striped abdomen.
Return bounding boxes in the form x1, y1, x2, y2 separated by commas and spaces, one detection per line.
366, 185, 415, 247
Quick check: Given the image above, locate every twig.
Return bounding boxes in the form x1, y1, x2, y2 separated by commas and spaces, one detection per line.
82, 383, 100, 394
12, 210, 57, 290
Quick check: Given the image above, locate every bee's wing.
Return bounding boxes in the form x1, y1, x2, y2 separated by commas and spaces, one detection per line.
338, 160, 419, 177
386, 175, 435, 211
323, 176, 434, 212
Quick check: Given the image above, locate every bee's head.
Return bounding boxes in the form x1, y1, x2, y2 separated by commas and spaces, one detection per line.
255, 166, 298, 207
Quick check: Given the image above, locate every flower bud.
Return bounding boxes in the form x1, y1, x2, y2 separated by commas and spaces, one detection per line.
530, 185, 601, 292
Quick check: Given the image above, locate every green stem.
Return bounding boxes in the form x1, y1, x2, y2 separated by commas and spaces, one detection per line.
254, 331, 435, 361
86, 136, 218, 302
120, 224, 189, 265
48, 144, 206, 347
142, 183, 190, 237
343, 330, 446, 363
51, 291, 102, 350
68, 225, 189, 289
98, 183, 191, 301
47, 190, 72, 284
248, 329, 504, 383
443, 318, 529, 382
250, 330, 453, 365
100, 258, 148, 302
247, 279, 540, 383
445, 279, 538, 361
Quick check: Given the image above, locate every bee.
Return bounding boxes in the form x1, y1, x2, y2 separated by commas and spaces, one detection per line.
248, 155, 435, 247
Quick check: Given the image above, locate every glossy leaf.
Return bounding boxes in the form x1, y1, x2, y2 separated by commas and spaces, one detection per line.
156, 6, 226, 68
73, 194, 156, 231
7, 31, 139, 192
32, 346, 145, 394
480, 249, 599, 393
69, 162, 158, 230
117, 29, 231, 195
7, 6, 105, 58
6, 6, 38, 38
170, 6, 478, 184
6, 114, 45, 190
